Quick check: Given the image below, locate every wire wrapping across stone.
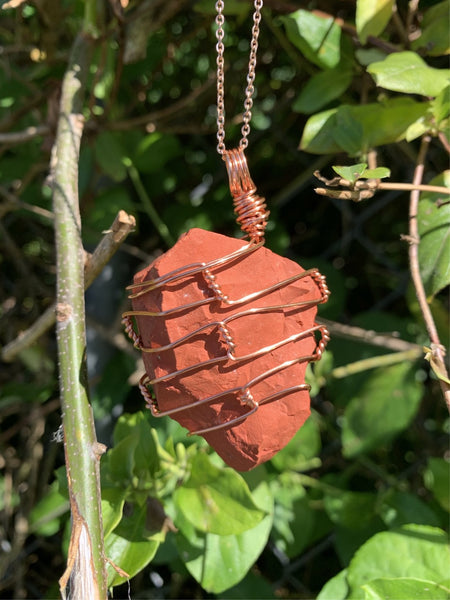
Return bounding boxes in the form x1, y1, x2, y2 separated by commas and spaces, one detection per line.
123, 226, 329, 470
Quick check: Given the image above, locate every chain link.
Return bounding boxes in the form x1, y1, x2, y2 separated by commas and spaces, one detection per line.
215, 0, 263, 155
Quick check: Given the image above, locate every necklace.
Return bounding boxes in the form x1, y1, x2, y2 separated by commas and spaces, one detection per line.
123, 1, 330, 471
215, 0, 262, 156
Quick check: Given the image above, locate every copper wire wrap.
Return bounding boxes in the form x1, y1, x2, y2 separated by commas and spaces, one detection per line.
123, 146, 330, 435
122, 242, 330, 435
223, 148, 269, 243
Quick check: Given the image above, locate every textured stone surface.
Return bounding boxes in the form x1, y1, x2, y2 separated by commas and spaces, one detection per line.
132, 228, 321, 471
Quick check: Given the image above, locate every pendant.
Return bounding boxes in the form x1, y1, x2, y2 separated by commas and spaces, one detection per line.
123, 149, 329, 471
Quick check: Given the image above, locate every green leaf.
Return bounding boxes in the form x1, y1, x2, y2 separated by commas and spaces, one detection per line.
333, 106, 365, 155
355, 48, 388, 66
432, 85, 450, 125
194, 0, 251, 15
271, 474, 317, 558
356, 0, 394, 45
174, 453, 265, 535
367, 52, 450, 97
332, 163, 368, 184
363, 577, 450, 600
347, 525, 450, 596
424, 458, 450, 512
107, 414, 160, 485
380, 490, 442, 529
83, 186, 135, 245
324, 491, 378, 530
301, 99, 429, 155
270, 412, 321, 471
176, 479, 273, 593
362, 167, 390, 179
342, 362, 423, 458
317, 569, 349, 600
133, 132, 182, 174
327, 165, 390, 194
113, 411, 148, 445
224, 570, 277, 599
281, 10, 342, 69
418, 171, 450, 297
108, 434, 138, 484
293, 67, 353, 114
105, 501, 163, 587
102, 487, 126, 538
94, 131, 127, 182
411, 1, 450, 57
29, 482, 69, 536
323, 488, 385, 563
299, 108, 342, 154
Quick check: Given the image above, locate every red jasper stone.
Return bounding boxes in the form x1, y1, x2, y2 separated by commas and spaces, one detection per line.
131, 228, 324, 471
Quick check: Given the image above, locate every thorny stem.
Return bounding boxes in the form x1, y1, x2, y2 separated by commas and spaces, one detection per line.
407, 135, 450, 411
50, 31, 107, 599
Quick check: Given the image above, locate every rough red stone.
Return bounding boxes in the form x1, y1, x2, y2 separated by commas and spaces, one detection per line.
131, 228, 324, 471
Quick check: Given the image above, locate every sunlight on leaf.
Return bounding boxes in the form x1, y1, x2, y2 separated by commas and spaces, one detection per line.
367, 52, 450, 97
418, 171, 450, 297
356, 0, 394, 45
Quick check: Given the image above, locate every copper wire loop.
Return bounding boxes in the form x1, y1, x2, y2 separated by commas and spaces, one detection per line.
122, 247, 330, 434
223, 148, 269, 242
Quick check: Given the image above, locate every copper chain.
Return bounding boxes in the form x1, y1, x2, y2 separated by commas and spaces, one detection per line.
215, 0, 263, 155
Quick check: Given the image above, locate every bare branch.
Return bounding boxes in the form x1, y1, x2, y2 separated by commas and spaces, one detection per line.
318, 318, 422, 353
1, 210, 136, 363
0, 125, 50, 145
406, 135, 450, 410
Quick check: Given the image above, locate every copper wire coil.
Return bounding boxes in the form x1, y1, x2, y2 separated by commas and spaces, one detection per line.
223, 148, 269, 242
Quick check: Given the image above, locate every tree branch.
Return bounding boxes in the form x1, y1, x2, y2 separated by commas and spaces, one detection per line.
0, 124, 50, 145
318, 318, 422, 353
49, 30, 107, 598
406, 135, 450, 411
314, 171, 450, 201
1, 209, 135, 362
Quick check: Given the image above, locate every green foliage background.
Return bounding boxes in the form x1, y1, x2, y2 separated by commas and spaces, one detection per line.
0, 0, 449, 598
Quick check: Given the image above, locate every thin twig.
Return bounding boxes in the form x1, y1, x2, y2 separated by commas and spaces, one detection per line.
126, 160, 174, 247
0, 185, 54, 220
406, 135, 450, 411
329, 349, 422, 380
0, 220, 50, 297
378, 182, 450, 194
1, 210, 136, 363
108, 74, 215, 131
315, 171, 450, 200
318, 318, 422, 353
0, 124, 50, 145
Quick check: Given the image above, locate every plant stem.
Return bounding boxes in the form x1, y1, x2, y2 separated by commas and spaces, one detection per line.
329, 349, 423, 380
1, 210, 135, 363
126, 159, 175, 247
378, 182, 450, 194
407, 135, 450, 411
50, 32, 107, 599
318, 317, 421, 353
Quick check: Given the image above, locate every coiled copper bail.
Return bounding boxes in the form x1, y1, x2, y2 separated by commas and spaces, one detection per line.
223, 148, 270, 243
